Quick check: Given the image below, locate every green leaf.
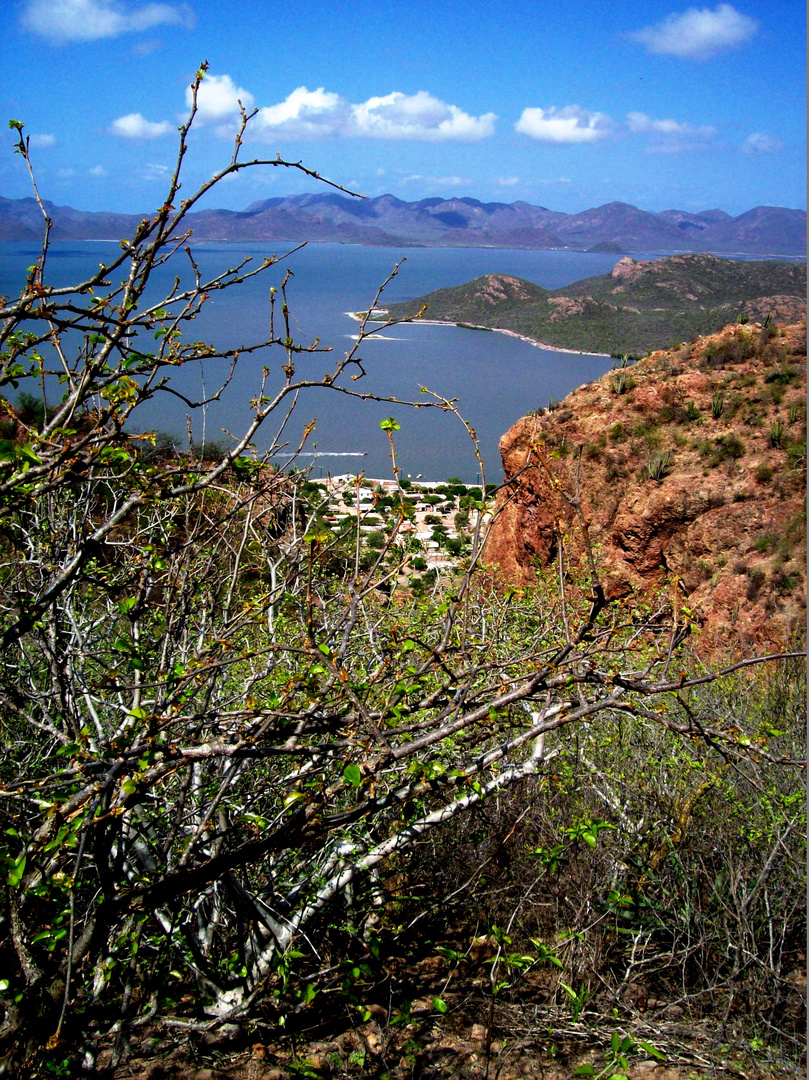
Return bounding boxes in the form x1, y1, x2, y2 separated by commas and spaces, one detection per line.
343, 763, 362, 788
34, 927, 67, 950
573, 1067, 594, 1077
17, 443, 42, 466
123, 353, 149, 370
54, 742, 81, 758
380, 416, 400, 432
432, 997, 448, 1014
7, 852, 26, 888
304, 528, 331, 545
232, 455, 256, 474
98, 446, 132, 465
638, 1041, 665, 1062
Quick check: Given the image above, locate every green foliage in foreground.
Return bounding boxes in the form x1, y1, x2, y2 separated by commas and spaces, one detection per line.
0, 88, 805, 1076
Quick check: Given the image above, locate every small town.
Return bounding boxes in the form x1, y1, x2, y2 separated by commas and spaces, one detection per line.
308, 474, 494, 586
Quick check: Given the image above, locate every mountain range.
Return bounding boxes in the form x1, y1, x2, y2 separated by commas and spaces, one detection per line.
0, 193, 805, 256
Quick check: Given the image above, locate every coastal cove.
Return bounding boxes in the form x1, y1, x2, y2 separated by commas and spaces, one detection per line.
2, 242, 647, 481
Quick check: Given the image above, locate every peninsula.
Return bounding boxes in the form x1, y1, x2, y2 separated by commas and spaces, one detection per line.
379, 253, 807, 355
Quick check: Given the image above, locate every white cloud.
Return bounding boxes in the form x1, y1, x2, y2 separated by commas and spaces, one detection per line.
626, 111, 717, 151
89, 164, 109, 176
186, 73, 255, 123
20, 0, 194, 44
132, 38, 162, 55
402, 174, 473, 187
254, 87, 345, 138
627, 113, 684, 135
29, 134, 56, 148
252, 87, 496, 142
515, 105, 614, 144
495, 176, 521, 186
110, 112, 173, 138
141, 162, 171, 179
742, 131, 784, 155
352, 91, 495, 141
632, 4, 757, 60
58, 168, 77, 178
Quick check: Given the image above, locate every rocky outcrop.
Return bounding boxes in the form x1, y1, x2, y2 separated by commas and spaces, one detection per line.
485, 322, 807, 651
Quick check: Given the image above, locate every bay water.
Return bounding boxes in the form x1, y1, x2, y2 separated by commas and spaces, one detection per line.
1, 241, 640, 482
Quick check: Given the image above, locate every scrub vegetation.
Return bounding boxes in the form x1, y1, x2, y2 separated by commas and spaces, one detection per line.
0, 71, 804, 1079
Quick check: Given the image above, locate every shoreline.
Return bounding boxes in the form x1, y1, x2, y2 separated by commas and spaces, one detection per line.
346, 310, 611, 358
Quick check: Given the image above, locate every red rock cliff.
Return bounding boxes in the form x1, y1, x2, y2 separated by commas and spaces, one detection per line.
485, 322, 807, 651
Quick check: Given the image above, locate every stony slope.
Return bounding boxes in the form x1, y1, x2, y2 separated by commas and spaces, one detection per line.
484, 321, 807, 651
382, 254, 807, 355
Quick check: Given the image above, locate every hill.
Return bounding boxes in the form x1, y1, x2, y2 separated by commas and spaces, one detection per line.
484, 319, 807, 651
381, 254, 807, 354
0, 193, 805, 254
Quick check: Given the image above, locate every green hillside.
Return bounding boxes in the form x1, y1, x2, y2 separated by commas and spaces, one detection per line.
382, 254, 806, 354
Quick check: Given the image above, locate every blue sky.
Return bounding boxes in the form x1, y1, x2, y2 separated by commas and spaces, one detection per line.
2, 0, 805, 215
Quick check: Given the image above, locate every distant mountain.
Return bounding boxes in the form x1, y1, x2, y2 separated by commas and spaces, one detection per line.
0, 193, 805, 255
0, 196, 142, 243
381, 253, 807, 355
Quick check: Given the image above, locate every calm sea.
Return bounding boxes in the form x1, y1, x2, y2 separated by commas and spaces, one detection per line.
1, 241, 650, 482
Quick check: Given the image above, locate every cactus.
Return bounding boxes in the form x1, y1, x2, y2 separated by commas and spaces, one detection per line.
647, 450, 673, 483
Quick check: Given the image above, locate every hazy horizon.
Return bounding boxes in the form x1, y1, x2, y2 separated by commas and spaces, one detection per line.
3, 189, 806, 219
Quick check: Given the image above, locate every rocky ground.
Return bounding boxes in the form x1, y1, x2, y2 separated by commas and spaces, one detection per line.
95, 929, 806, 1079
100, 1008, 805, 1080
484, 320, 806, 653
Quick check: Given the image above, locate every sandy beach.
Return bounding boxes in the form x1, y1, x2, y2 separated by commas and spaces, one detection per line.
346, 310, 611, 358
